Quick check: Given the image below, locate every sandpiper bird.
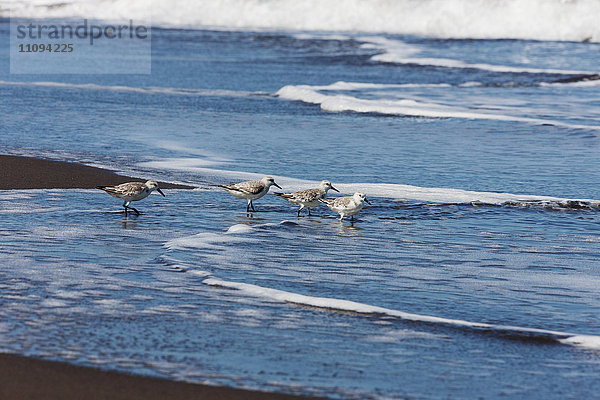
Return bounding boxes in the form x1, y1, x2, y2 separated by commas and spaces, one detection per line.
320, 192, 371, 221
97, 180, 165, 215
218, 176, 281, 212
275, 180, 339, 216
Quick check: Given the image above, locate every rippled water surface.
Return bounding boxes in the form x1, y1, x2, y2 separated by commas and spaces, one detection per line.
1, 20, 600, 400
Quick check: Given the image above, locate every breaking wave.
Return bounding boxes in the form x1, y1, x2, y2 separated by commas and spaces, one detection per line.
2, 0, 600, 42
276, 82, 600, 131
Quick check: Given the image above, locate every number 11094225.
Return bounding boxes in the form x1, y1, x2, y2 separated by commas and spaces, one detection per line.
19, 43, 74, 53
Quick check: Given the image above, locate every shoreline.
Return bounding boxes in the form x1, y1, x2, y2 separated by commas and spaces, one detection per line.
0, 157, 321, 399
0, 155, 194, 190
0, 353, 320, 400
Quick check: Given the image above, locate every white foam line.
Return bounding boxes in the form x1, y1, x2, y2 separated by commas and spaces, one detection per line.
334, 182, 600, 206
140, 158, 225, 169
0, 80, 267, 98
541, 79, 600, 88
136, 163, 600, 206
203, 278, 600, 350
0, 207, 62, 214
301, 81, 453, 90
372, 55, 596, 75
3, 0, 600, 43
276, 84, 600, 131
360, 36, 597, 75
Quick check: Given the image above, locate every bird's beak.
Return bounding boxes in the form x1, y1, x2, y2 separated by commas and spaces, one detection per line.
273, 183, 282, 189
365, 198, 371, 205
157, 188, 166, 197
331, 185, 340, 193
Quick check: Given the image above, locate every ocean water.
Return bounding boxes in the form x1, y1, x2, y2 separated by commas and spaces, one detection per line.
1, 1, 600, 399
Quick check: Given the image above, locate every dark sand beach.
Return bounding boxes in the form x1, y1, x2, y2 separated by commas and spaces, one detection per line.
0, 155, 194, 190
0, 353, 318, 400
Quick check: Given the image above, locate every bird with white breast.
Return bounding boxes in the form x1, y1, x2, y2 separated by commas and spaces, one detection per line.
320, 192, 371, 221
97, 180, 165, 215
218, 176, 282, 212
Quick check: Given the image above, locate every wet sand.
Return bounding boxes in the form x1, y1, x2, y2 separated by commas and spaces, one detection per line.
0, 156, 319, 399
0, 155, 194, 190
0, 353, 319, 400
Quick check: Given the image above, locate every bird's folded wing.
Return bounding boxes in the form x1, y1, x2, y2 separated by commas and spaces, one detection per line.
108, 182, 144, 197
332, 197, 352, 207
231, 181, 263, 195
294, 188, 321, 201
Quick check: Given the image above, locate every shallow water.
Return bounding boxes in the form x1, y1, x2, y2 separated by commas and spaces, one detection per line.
1, 11, 600, 400
1, 189, 600, 399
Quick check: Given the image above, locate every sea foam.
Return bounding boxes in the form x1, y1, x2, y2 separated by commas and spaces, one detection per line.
3, 79, 597, 132
361, 36, 597, 75
204, 277, 600, 350
129, 163, 600, 209
276, 82, 600, 131
3, 0, 599, 42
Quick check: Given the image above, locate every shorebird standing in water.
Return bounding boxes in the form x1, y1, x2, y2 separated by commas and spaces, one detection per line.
275, 180, 339, 216
320, 192, 371, 221
97, 180, 165, 215
218, 176, 281, 212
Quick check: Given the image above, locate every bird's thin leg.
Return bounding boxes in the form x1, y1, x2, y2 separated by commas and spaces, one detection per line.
308, 208, 311, 216
297, 205, 304, 218
247, 200, 251, 213
339, 214, 344, 221
250, 200, 256, 212
123, 201, 140, 215
351, 215, 354, 221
